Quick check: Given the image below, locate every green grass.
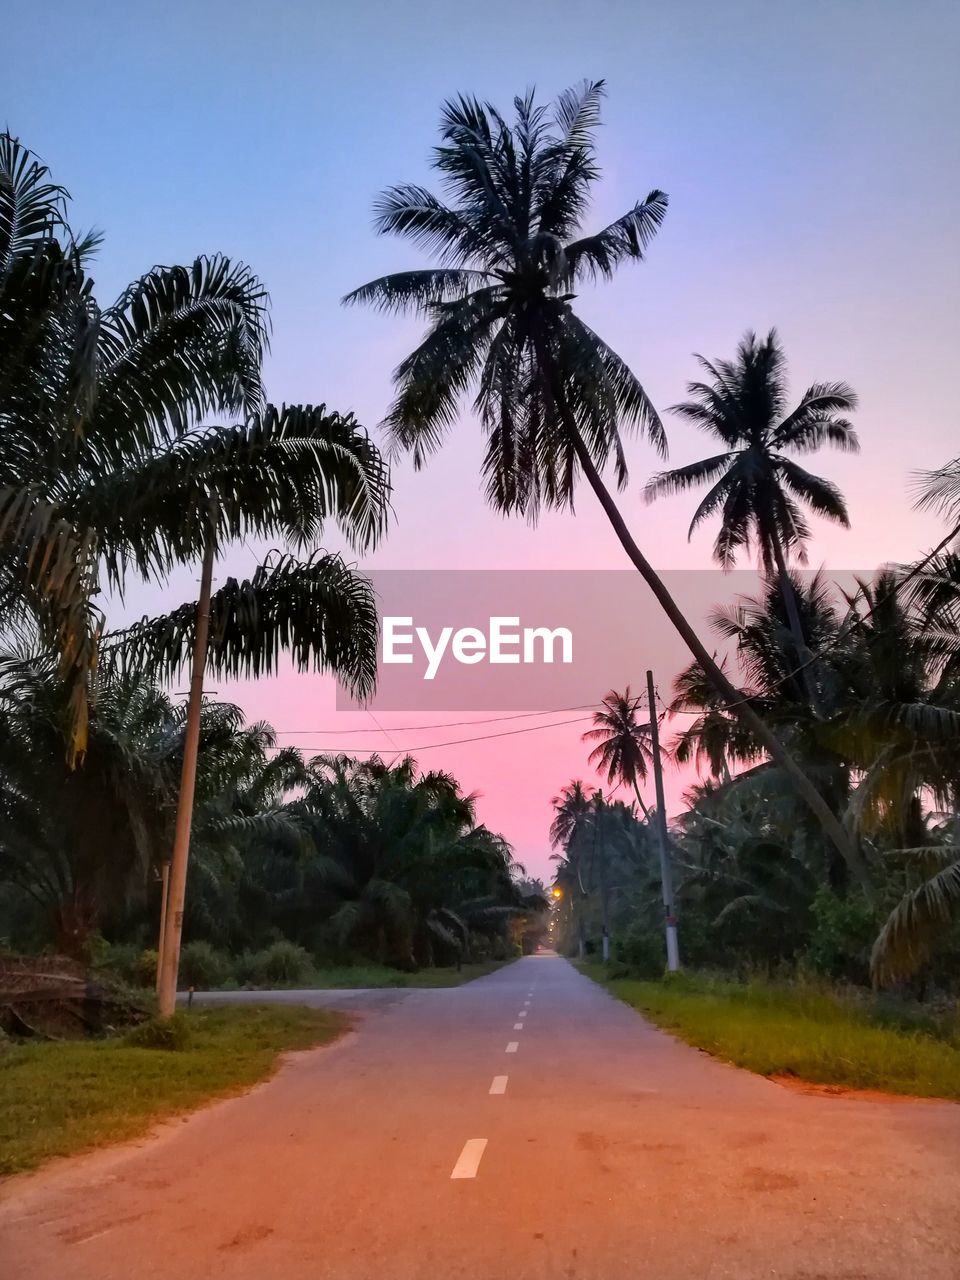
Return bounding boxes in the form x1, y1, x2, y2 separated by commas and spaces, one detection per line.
0, 1004, 346, 1178
580, 965, 960, 1101
230, 959, 516, 990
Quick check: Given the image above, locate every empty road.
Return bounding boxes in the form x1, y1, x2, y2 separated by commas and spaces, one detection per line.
2, 956, 959, 1278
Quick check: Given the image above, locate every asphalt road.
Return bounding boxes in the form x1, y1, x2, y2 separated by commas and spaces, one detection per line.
2, 956, 959, 1279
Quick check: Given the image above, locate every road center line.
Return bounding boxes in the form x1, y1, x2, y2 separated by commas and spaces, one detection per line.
489, 1075, 508, 1095
518, 1010, 527, 1017
451, 1138, 488, 1179
513, 1022, 524, 1030
506, 1040, 519, 1053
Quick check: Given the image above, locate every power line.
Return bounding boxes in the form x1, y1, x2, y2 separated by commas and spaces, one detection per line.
272, 704, 598, 735
265, 713, 594, 754
366, 706, 402, 766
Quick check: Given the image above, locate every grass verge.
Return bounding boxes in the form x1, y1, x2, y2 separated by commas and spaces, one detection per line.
0, 1004, 346, 1178
579, 965, 960, 1101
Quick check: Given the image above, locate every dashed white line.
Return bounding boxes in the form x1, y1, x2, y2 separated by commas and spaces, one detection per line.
513, 1022, 524, 1030
518, 1010, 527, 1018
506, 1040, 519, 1053
489, 1075, 508, 1095
451, 1138, 488, 1179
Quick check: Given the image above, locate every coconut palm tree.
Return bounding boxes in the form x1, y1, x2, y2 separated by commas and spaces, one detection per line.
668, 657, 759, 782
549, 779, 593, 857
583, 687, 653, 817
0, 134, 389, 760
345, 82, 864, 885
645, 329, 859, 712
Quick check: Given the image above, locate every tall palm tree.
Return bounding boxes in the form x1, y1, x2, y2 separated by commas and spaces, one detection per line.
0, 135, 389, 759
645, 329, 859, 711
345, 82, 864, 885
583, 687, 653, 817
549, 779, 593, 955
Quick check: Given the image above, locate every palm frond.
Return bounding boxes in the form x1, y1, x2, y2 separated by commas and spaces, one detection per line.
563, 191, 668, 284
104, 551, 378, 699
343, 268, 491, 314
95, 255, 269, 451
871, 859, 960, 984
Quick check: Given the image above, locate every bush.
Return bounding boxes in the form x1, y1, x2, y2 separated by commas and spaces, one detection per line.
239, 940, 312, 987
614, 923, 666, 978
177, 941, 233, 990
96, 944, 158, 988
805, 888, 877, 984
125, 1011, 192, 1051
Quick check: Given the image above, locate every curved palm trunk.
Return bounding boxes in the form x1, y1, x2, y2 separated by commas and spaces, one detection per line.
632, 780, 651, 821
534, 344, 873, 897
770, 536, 823, 716
575, 437, 872, 893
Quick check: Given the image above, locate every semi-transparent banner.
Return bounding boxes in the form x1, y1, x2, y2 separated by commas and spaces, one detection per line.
335, 569, 872, 711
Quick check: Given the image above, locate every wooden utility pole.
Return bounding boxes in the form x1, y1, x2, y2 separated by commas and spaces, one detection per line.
646, 669, 680, 971
157, 535, 216, 1017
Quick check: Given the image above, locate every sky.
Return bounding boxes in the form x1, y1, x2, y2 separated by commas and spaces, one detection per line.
7, 0, 959, 880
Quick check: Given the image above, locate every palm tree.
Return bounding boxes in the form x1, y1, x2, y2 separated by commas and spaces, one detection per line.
583, 687, 653, 817
549, 779, 592, 857
0, 658, 307, 959
645, 329, 859, 711
298, 754, 519, 968
668, 657, 758, 783
549, 779, 593, 955
0, 135, 389, 760
345, 82, 864, 885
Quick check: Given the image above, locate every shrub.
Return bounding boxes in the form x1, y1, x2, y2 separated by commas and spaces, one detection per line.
125, 1011, 192, 1051
134, 949, 160, 988
177, 941, 233, 990
96, 944, 159, 988
240, 940, 312, 987
614, 924, 666, 978
805, 888, 877, 985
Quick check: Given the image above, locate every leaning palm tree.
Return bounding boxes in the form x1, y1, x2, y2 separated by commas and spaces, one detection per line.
345, 81, 864, 886
645, 329, 859, 711
583, 687, 653, 817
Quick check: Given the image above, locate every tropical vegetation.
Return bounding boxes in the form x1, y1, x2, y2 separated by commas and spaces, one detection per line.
3, 74, 960, 1042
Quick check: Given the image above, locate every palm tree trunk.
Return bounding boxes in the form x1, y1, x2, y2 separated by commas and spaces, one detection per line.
632, 781, 651, 821
770, 536, 823, 716
533, 342, 872, 897
157, 532, 215, 1017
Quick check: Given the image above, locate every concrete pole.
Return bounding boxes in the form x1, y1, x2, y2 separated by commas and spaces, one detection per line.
647, 669, 680, 971
597, 795, 611, 963
155, 860, 171, 994
157, 535, 215, 1017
